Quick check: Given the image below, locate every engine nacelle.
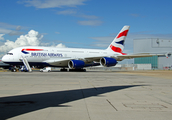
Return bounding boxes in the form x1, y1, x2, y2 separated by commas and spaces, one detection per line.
68, 60, 85, 69
100, 57, 118, 67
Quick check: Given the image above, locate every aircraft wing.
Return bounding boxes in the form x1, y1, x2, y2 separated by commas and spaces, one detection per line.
43, 52, 170, 67
44, 57, 102, 66
44, 58, 72, 67
84, 52, 170, 62
115, 52, 170, 61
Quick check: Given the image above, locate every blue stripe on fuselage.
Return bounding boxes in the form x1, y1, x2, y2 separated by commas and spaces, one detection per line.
21, 51, 29, 54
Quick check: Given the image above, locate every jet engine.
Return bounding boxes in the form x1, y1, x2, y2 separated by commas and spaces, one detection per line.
68, 60, 85, 69
100, 57, 118, 67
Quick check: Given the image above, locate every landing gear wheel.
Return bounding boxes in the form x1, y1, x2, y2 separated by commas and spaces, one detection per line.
11, 68, 16, 72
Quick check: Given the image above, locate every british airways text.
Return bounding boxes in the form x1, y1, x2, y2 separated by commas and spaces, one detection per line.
31, 52, 63, 57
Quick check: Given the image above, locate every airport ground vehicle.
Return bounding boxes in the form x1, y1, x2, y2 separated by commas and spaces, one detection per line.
40, 67, 51, 72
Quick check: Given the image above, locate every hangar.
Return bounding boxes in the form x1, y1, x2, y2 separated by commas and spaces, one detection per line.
134, 38, 172, 69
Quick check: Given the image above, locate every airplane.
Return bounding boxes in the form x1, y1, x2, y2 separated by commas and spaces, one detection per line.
1, 26, 166, 72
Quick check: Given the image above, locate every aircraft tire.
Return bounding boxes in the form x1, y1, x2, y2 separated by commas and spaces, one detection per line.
11, 68, 16, 72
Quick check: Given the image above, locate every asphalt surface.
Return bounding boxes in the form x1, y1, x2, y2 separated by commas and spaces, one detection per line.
0, 70, 172, 120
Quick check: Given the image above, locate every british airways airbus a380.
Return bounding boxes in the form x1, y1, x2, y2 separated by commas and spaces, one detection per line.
1, 26, 164, 72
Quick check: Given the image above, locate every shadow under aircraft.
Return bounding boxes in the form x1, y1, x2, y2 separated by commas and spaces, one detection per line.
0, 85, 141, 120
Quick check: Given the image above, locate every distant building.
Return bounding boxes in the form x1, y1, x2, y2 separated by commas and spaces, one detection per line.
134, 38, 172, 69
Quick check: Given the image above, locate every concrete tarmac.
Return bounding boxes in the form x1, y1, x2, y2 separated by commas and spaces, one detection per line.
0, 71, 172, 120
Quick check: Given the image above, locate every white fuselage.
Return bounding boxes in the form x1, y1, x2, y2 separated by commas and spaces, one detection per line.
2, 46, 121, 67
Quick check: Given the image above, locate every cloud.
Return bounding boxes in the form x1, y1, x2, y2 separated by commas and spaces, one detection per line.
0, 28, 12, 34
55, 32, 60, 34
57, 10, 102, 26
130, 14, 139, 17
129, 13, 145, 18
78, 20, 103, 26
16, 26, 22, 31
90, 36, 114, 42
57, 10, 98, 19
8, 31, 24, 36
18, 0, 87, 8
90, 36, 114, 47
0, 22, 25, 36
0, 22, 18, 29
80, 15, 98, 19
19, 0, 102, 26
0, 34, 5, 40
0, 30, 43, 53
0, 30, 67, 58
57, 9, 77, 15
55, 43, 66, 48
7, 26, 24, 36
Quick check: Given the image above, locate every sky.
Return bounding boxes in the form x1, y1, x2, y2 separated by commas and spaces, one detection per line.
0, 0, 172, 63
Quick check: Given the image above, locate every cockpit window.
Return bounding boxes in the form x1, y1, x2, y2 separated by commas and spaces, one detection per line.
6, 53, 13, 55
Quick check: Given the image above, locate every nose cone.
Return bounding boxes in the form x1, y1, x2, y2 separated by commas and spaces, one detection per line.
2, 55, 7, 63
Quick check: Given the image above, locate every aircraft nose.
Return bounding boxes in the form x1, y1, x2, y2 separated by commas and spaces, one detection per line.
2, 55, 7, 62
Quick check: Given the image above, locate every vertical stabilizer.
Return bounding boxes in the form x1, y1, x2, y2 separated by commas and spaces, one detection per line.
106, 26, 130, 54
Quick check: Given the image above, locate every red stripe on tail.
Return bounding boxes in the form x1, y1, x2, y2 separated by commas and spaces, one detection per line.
110, 45, 122, 53
110, 45, 127, 55
117, 30, 129, 38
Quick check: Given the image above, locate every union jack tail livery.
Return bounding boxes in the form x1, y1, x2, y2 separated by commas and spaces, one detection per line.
106, 26, 130, 55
